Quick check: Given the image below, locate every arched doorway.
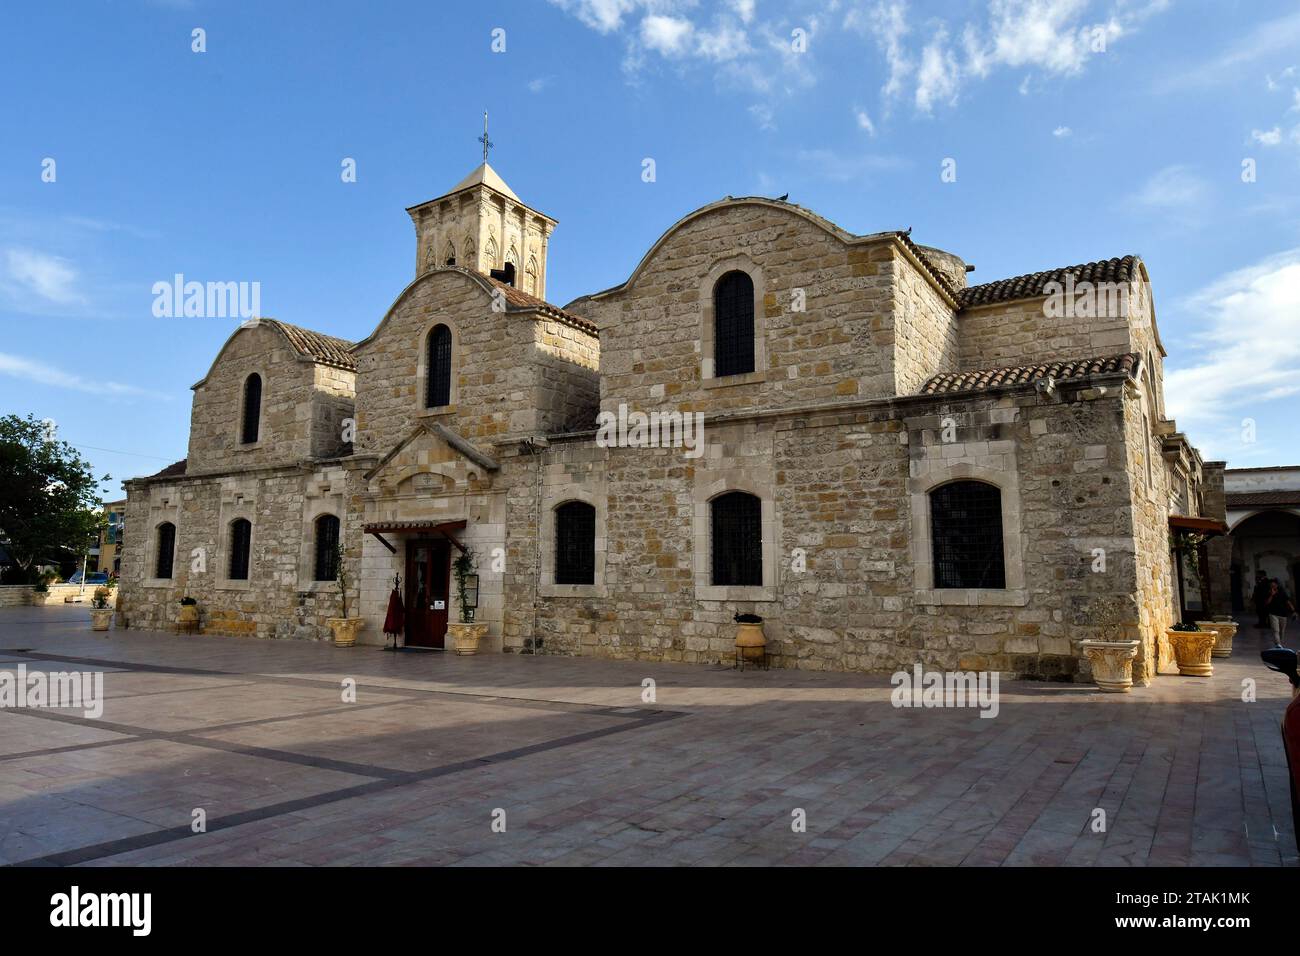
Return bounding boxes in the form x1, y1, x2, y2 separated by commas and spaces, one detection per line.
1229, 509, 1300, 618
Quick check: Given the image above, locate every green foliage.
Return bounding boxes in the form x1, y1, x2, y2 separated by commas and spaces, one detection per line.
452, 546, 477, 623
0, 414, 106, 578
91, 586, 111, 609
334, 542, 350, 618
1171, 621, 1201, 632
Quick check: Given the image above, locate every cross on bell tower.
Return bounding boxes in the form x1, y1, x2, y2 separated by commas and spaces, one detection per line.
477, 111, 493, 165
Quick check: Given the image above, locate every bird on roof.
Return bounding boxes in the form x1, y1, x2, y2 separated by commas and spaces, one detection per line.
776, 193, 788, 201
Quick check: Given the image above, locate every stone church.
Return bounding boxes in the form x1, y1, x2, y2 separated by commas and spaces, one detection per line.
120, 160, 1224, 685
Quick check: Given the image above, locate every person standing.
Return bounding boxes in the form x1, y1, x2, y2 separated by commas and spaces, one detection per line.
1265, 579, 1298, 647
1252, 572, 1271, 629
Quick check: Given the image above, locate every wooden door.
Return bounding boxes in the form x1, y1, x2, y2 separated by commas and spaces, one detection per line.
405, 539, 450, 648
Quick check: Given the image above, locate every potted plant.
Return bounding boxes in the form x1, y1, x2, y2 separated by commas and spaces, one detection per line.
734, 611, 767, 667
448, 546, 487, 655
326, 543, 363, 647
31, 570, 58, 606
90, 586, 113, 632
1167, 621, 1215, 677
177, 595, 200, 631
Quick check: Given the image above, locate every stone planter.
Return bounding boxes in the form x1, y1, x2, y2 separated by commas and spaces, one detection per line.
1080, 640, 1141, 693
1198, 621, 1238, 659
90, 608, 113, 632
735, 622, 767, 664
1167, 627, 1215, 677
448, 621, 488, 656
327, 618, 363, 647
31, 591, 52, 607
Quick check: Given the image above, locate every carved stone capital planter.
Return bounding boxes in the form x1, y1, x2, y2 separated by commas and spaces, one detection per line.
31, 591, 52, 607
1080, 640, 1141, 693
327, 617, 363, 647
448, 621, 488, 656
90, 608, 113, 632
1167, 628, 1215, 677
1198, 621, 1238, 659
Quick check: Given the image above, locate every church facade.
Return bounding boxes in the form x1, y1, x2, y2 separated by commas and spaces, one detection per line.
119, 162, 1221, 685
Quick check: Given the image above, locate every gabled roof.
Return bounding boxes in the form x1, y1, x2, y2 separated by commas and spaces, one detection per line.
919, 352, 1139, 396
150, 459, 187, 479
957, 256, 1140, 309
256, 319, 357, 371
1225, 490, 1300, 508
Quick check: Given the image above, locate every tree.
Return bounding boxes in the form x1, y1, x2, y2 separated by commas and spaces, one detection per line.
0, 414, 106, 580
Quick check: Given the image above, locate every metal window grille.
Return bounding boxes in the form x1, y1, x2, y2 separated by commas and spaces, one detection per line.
155, 523, 175, 579
713, 271, 755, 377
555, 501, 596, 585
711, 491, 762, 587
313, 515, 340, 582
241, 374, 261, 444
426, 325, 452, 408
228, 518, 252, 581
930, 481, 1005, 589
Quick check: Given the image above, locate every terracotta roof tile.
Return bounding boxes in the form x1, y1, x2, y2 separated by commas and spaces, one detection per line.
920, 352, 1139, 396
1225, 490, 1300, 508
258, 319, 358, 371
482, 275, 598, 334
150, 459, 187, 479
957, 255, 1140, 309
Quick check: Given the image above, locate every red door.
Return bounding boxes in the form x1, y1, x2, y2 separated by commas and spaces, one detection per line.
405, 539, 450, 648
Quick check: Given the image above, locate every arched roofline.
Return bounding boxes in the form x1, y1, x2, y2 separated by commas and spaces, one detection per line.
579, 197, 958, 308
190, 319, 330, 390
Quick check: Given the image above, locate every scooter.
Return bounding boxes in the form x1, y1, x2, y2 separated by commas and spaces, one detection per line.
1261, 647, 1300, 855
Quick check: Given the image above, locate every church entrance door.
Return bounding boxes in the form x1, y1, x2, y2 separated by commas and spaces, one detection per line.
405, 539, 451, 648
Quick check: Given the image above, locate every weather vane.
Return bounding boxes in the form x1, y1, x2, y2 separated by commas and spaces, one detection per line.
477, 111, 493, 164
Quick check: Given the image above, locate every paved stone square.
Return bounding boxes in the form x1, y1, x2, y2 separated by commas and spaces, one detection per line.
0, 603, 1295, 867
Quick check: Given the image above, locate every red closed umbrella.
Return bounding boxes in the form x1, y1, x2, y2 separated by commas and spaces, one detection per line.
383, 587, 404, 639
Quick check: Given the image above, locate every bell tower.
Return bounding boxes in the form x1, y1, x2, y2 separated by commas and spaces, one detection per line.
406, 114, 557, 298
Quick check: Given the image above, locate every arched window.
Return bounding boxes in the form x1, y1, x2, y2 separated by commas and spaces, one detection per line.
463, 237, 476, 268
313, 514, 340, 581
484, 236, 498, 268
241, 373, 262, 444
555, 501, 596, 585
228, 518, 252, 581
711, 491, 762, 586
425, 324, 452, 408
444, 240, 456, 266
155, 522, 176, 579
930, 481, 1005, 589
714, 271, 755, 377
525, 256, 539, 295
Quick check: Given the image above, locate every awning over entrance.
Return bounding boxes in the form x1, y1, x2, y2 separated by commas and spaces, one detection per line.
363, 519, 467, 554
1169, 515, 1229, 538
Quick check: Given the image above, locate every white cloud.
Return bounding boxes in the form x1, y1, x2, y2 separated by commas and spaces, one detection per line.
1130, 164, 1209, 210
1164, 249, 1300, 460
915, 29, 960, 113
3, 248, 82, 305
0, 352, 171, 400
855, 107, 876, 135
730, 0, 755, 25
527, 76, 551, 94
1251, 126, 1282, 146
641, 15, 693, 56
1053, 125, 1073, 137
749, 102, 776, 130
549, 0, 638, 34
1266, 66, 1296, 91
795, 148, 906, 182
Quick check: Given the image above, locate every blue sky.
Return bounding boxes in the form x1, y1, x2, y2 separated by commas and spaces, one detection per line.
1, 0, 1297, 500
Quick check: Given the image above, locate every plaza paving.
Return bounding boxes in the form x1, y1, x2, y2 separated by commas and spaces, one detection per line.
0, 603, 1295, 866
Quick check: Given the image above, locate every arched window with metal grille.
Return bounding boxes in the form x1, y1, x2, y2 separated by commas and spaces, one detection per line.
313, 514, 340, 582
228, 518, 252, 581
711, 491, 762, 587
713, 271, 755, 377
426, 324, 452, 408
155, 522, 176, 579
240, 373, 262, 444
929, 480, 1006, 589
554, 501, 596, 585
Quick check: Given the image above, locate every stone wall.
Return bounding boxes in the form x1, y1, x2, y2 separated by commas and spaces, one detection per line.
1202, 461, 1233, 617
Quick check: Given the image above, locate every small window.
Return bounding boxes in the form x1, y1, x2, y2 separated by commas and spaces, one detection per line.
426, 324, 452, 408
555, 501, 596, 585
228, 518, 252, 581
711, 491, 762, 586
155, 522, 176, 579
444, 240, 456, 267
313, 515, 340, 582
714, 271, 755, 377
930, 481, 1005, 589
241, 374, 262, 444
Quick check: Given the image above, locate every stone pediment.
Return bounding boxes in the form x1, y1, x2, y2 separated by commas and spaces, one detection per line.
363, 422, 499, 497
